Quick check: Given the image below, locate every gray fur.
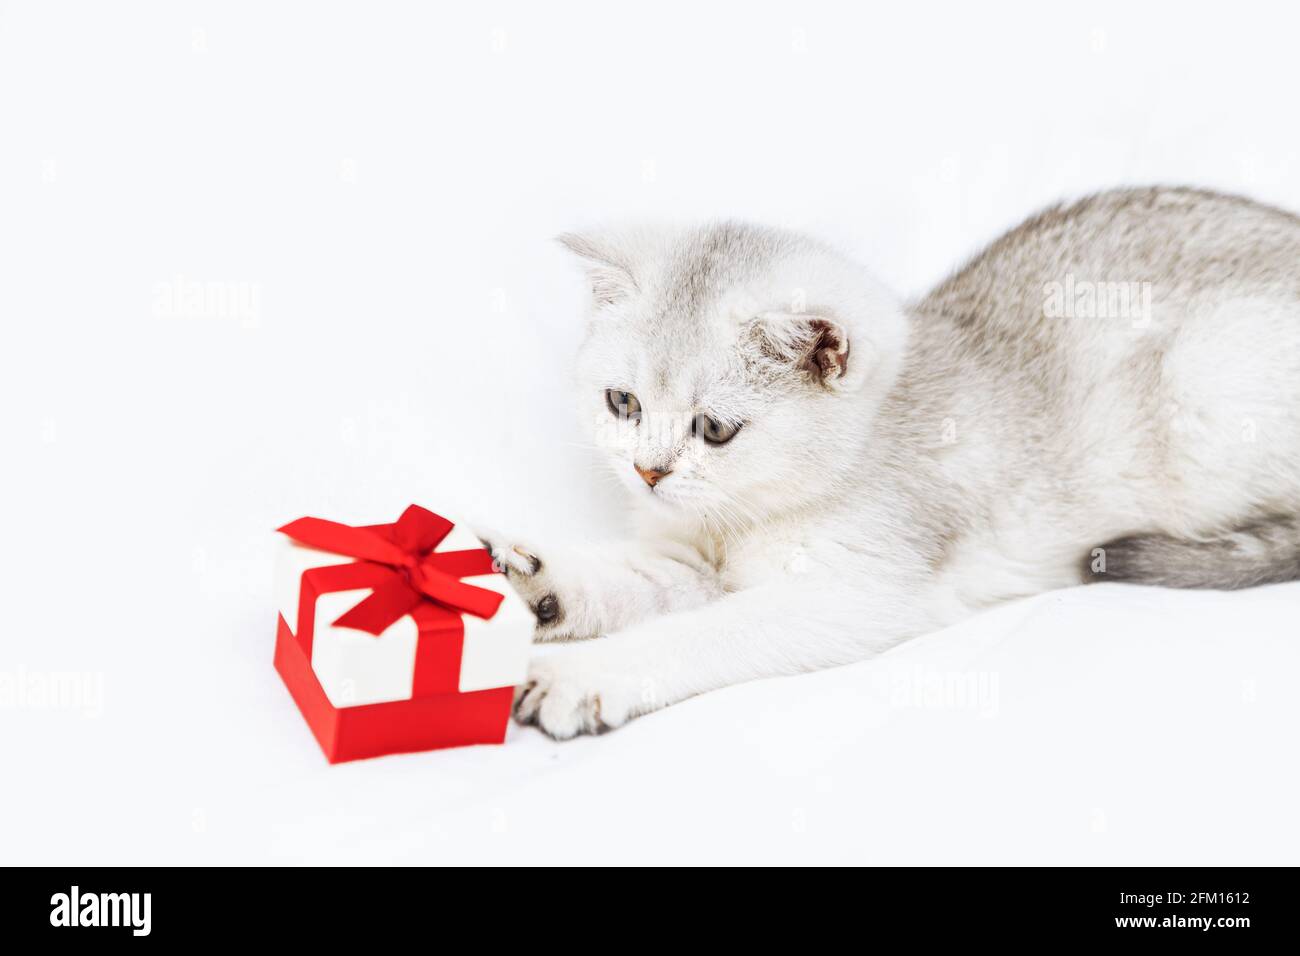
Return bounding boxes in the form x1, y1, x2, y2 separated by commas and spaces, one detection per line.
1086, 518, 1300, 589
897, 186, 1300, 591
498, 187, 1300, 738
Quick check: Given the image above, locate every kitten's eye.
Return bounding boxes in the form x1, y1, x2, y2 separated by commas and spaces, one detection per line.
605, 389, 642, 420
693, 414, 740, 445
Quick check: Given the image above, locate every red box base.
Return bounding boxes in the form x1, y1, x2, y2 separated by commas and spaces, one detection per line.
274, 613, 513, 763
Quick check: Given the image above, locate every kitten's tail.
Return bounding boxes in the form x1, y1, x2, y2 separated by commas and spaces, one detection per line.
1082, 516, 1300, 589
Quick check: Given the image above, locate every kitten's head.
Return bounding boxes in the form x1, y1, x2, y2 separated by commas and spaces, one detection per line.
562, 221, 906, 528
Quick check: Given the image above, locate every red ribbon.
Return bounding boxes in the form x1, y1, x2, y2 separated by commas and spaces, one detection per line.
277, 505, 503, 635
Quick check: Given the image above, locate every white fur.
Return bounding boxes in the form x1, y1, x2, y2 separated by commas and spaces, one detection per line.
485, 192, 1300, 738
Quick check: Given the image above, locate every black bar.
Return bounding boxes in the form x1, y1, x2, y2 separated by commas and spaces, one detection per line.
4, 867, 1290, 943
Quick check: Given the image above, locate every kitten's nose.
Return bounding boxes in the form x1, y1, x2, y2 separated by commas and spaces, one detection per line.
634, 464, 670, 488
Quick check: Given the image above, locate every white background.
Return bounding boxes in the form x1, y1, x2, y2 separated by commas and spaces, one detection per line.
3, 1, 1298, 864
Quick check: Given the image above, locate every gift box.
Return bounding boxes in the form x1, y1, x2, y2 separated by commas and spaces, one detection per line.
273, 504, 533, 762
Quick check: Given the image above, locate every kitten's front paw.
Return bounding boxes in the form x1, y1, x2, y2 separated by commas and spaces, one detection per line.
513, 652, 643, 739
476, 531, 577, 641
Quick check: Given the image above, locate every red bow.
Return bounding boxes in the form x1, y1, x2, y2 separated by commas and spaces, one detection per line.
278, 505, 503, 635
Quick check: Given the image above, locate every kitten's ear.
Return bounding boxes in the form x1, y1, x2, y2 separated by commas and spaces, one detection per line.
556, 231, 637, 307
751, 311, 858, 391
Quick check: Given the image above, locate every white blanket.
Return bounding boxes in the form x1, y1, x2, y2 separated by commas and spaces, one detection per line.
11, 575, 1296, 865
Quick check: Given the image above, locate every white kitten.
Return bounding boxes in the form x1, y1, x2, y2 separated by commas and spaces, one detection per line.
483, 188, 1300, 739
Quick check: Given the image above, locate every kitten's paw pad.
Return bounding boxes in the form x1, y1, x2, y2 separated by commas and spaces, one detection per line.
533, 593, 561, 624
512, 656, 637, 740
474, 529, 574, 639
